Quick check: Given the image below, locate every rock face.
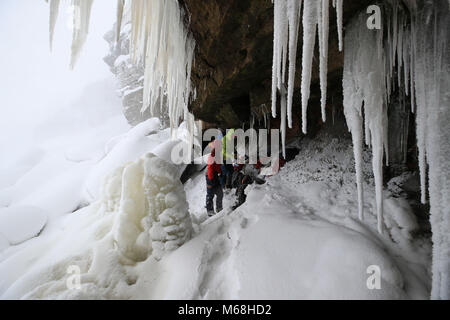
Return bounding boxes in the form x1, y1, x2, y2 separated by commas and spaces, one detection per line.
181, 0, 373, 134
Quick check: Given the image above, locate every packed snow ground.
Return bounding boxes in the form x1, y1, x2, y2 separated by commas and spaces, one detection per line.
183, 128, 431, 299
0, 111, 431, 298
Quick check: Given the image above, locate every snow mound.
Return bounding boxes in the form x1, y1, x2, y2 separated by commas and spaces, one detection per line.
234, 186, 407, 299
0, 206, 47, 245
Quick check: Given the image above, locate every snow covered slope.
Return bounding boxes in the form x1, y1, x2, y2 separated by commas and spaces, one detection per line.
181, 130, 430, 299
0, 125, 431, 299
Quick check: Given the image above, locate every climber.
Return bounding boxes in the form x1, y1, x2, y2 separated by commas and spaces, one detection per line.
206, 146, 223, 217
220, 128, 235, 190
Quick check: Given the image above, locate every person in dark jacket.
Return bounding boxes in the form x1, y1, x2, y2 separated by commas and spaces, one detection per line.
231, 161, 265, 210
206, 148, 223, 217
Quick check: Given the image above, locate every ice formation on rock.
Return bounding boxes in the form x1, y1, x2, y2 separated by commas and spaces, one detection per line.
104, 153, 192, 262
122, 0, 196, 135
343, 0, 449, 299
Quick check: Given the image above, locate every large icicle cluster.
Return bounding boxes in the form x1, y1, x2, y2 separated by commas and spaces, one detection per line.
271, 0, 343, 155
343, 0, 449, 299
409, 0, 449, 300
342, 12, 388, 233
125, 0, 195, 133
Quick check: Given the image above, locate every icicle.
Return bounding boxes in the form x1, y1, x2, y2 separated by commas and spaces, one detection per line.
336, 0, 343, 52
383, 105, 389, 167
286, 0, 302, 128
342, 12, 387, 232
130, 0, 147, 64
280, 1, 289, 89
136, 0, 195, 135
342, 80, 364, 220
318, 0, 329, 122
412, 1, 450, 299
300, 0, 318, 134
70, 0, 94, 69
403, 27, 410, 96
271, 0, 282, 118
49, 0, 60, 51
414, 36, 427, 204
272, 0, 337, 134
116, 0, 125, 43
280, 84, 287, 158
410, 13, 416, 113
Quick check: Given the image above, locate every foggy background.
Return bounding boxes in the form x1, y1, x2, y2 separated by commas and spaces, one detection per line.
0, 0, 124, 187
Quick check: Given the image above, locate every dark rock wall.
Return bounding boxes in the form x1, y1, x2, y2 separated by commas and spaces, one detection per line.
181, 0, 373, 135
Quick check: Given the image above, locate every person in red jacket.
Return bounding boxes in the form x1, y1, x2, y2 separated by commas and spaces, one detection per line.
206, 147, 223, 217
